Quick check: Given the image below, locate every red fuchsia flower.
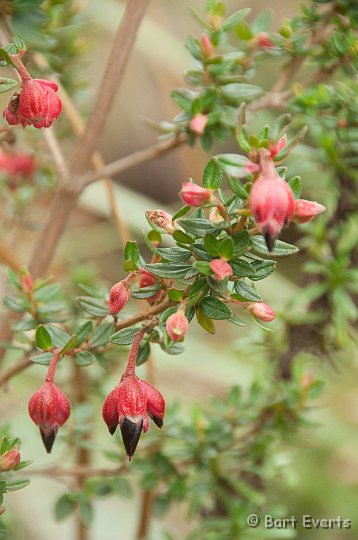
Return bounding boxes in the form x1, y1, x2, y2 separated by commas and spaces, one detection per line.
293, 199, 326, 224
209, 259, 233, 281
257, 33, 275, 48
28, 381, 70, 453
180, 182, 212, 207
102, 330, 165, 460
166, 310, 189, 341
146, 210, 175, 234
189, 114, 208, 135
139, 269, 163, 304
269, 135, 287, 159
200, 35, 215, 58
4, 78, 62, 129
247, 302, 276, 322
249, 149, 295, 251
108, 280, 131, 315
0, 449, 21, 471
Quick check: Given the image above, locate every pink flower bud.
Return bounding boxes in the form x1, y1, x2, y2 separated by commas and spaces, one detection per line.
102, 375, 165, 460
209, 259, 233, 280
139, 269, 163, 304
166, 310, 189, 341
293, 199, 326, 224
257, 33, 275, 48
0, 449, 20, 471
180, 182, 212, 207
108, 281, 130, 315
249, 153, 295, 251
146, 210, 175, 234
200, 35, 215, 57
269, 135, 287, 158
247, 302, 276, 322
28, 382, 70, 453
189, 114, 208, 135
20, 273, 33, 294
4, 78, 62, 129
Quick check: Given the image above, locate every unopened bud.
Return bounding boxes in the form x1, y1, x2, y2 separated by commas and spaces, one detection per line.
247, 302, 276, 322
146, 210, 175, 234
108, 281, 131, 315
166, 310, 189, 341
209, 259, 233, 280
257, 33, 275, 48
200, 35, 215, 57
19, 272, 33, 294
139, 269, 163, 304
269, 135, 287, 158
0, 449, 20, 471
293, 199, 326, 224
180, 182, 212, 207
189, 114, 208, 135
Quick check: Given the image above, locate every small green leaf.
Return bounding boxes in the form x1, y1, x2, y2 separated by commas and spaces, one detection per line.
218, 237, 234, 260
178, 218, 216, 237
124, 241, 140, 268
194, 261, 212, 275
75, 351, 96, 367
155, 247, 192, 263
199, 297, 232, 319
196, 308, 216, 334
77, 296, 108, 317
90, 322, 115, 348
144, 263, 197, 280
173, 230, 194, 244
167, 288, 184, 302
172, 205, 191, 221
35, 325, 52, 351
202, 159, 223, 189
31, 352, 53, 365
75, 321, 93, 345
228, 314, 245, 326
5, 478, 30, 492
221, 83, 262, 102
131, 284, 162, 299
204, 234, 220, 256
234, 280, 262, 301
55, 494, 77, 521
222, 8, 251, 31
110, 326, 142, 346
250, 236, 299, 256
7, 269, 21, 290
136, 342, 151, 366
60, 334, 78, 356
288, 176, 302, 199
46, 325, 71, 347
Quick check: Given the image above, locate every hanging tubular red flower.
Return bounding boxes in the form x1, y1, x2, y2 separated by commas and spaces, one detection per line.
3, 54, 62, 129
249, 148, 295, 251
102, 329, 165, 460
28, 382, 70, 453
28, 352, 70, 453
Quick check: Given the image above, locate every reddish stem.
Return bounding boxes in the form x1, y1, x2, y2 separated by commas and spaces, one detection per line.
126, 328, 146, 377
9, 53, 31, 81
45, 351, 60, 383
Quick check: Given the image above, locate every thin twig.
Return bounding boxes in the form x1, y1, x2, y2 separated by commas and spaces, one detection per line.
78, 135, 186, 189
69, 0, 151, 175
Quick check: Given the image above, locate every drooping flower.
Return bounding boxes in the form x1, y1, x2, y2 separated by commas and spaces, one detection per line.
102, 375, 165, 460
166, 310, 189, 341
209, 259, 233, 281
293, 199, 326, 224
249, 149, 295, 251
28, 382, 70, 453
4, 78, 62, 129
180, 182, 212, 207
